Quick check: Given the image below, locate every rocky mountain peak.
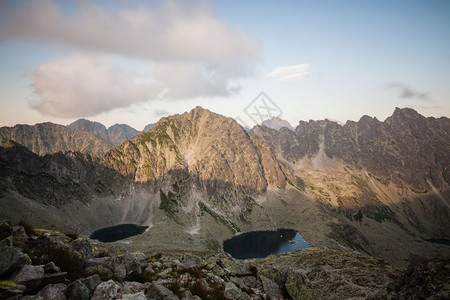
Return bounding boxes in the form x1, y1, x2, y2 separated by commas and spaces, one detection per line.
67, 119, 109, 141
261, 117, 294, 131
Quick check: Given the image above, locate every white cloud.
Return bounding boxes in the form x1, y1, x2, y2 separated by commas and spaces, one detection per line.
267, 64, 312, 81
0, 0, 258, 64
30, 55, 162, 118
1, 0, 259, 117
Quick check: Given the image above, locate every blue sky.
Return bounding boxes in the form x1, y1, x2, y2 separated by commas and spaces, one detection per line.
0, 0, 449, 130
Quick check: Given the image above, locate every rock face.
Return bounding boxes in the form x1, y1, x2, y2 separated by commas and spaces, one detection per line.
104, 106, 286, 211
0, 122, 113, 156
252, 107, 449, 190
67, 119, 139, 146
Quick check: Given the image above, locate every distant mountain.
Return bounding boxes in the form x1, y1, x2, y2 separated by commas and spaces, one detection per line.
261, 117, 294, 131
107, 124, 139, 145
67, 119, 109, 141
0, 122, 113, 156
143, 123, 154, 132
67, 119, 138, 145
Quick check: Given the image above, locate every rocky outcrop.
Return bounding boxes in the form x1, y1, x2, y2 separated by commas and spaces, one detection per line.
252, 107, 450, 190
103, 106, 287, 213
0, 122, 113, 156
2, 221, 446, 299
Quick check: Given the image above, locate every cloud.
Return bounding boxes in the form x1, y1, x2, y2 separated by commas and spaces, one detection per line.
267, 64, 312, 81
0, 0, 258, 64
29, 55, 162, 118
386, 82, 429, 101
154, 62, 242, 99
1, 0, 259, 117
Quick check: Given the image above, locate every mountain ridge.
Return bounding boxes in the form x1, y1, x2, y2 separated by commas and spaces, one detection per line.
0, 106, 448, 268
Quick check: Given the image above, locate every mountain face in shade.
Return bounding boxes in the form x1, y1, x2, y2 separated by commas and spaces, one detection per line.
67, 119, 139, 146
0, 106, 448, 267
0, 122, 113, 156
107, 124, 139, 145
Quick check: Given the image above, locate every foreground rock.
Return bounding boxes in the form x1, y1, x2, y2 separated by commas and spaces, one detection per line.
0, 221, 447, 299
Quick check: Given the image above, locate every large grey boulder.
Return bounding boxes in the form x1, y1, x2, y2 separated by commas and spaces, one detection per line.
91, 279, 121, 300
65, 279, 90, 300
43, 262, 61, 273
260, 275, 284, 300
37, 283, 67, 300
122, 291, 147, 300
9, 265, 45, 290
0, 238, 28, 277
223, 282, 243, 300
146, 282, 178, 300
80, 274, 102, 296
122, 281, 149, 294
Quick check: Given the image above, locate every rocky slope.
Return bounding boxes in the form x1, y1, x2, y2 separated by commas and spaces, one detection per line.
0, 123, 113, 156
2, 221, 449, 299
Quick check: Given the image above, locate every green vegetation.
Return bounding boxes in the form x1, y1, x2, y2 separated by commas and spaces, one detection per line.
199, 202, 240, 233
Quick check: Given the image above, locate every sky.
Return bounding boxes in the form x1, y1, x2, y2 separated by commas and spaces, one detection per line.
0, 0, 449, 130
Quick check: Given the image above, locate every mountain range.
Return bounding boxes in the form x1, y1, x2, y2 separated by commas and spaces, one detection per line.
0, 106, 449, 269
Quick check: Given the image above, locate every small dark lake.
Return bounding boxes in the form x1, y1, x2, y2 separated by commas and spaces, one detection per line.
223, 229, 310, 259
90, 224, 148, 242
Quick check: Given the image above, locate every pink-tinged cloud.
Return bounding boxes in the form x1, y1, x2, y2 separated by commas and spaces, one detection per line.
30, 55, 162, 118
0, 0, 259, 64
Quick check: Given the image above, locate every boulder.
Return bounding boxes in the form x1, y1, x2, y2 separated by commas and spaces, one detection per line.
122, 291, 147, 300
9, 265, 45, 290
87, 257, 111, 267
0, 238, 28, 277
91, 279, 121, 300
122, 281, 149, 294
223, 282, 243, 300
44, 262, 61, 273
219, 257, 251, 276
0, 281, 26, 299
70, 238, 92, 258
181, 255, 207, 269
80, 274, 102, 296
146, 282, 178, 300
285, 272, 313, 300
180, 290, 201, 300
124, 252, 148, 280
260, 275, 283, 300
66, 279, 90, 300
37, 283, 67, 300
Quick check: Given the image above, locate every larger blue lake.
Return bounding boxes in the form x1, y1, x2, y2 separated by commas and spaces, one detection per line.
223, 229, 309, 259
